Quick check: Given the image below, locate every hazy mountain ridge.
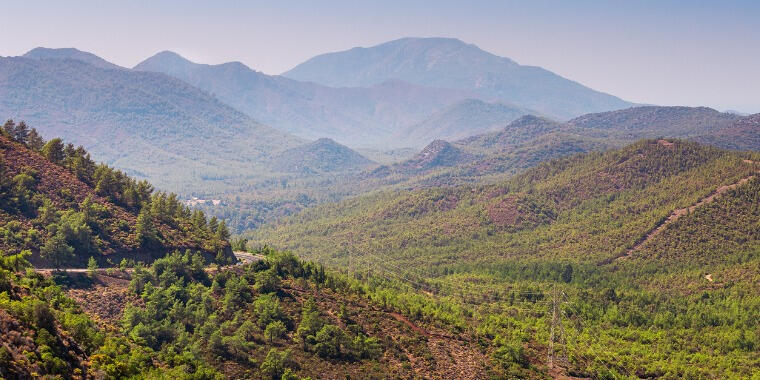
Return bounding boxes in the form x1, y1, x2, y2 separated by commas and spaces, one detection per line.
135, 51, 469, 146
23, 47, 125, 70
398, 98, 531, 144
272, 138, 375, 173
0, 53, 304, 192
694, 113, 760, 151
284, 37, 633, 119
568, 105, 739, 137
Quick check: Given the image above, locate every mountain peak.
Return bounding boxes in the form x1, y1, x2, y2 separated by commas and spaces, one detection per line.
134, 50, 194, 70
23, 47, 123, 70
272, 138, 374, 173
284, 37, 631, 119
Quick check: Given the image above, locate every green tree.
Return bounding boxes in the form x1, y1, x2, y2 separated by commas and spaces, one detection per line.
87, 256, 98, 278
1, 119, 14, 137
42, 138, 65, 164
135, 207, 158, 248
265, 320, 286, 343
314, 324, 344, 358
11, 121, 29, 144
215, 220, 230, 242
260, 349, 290, 380
26, 128, 45, 151
296, 299, 323, 349
40, 232, 74, 270
254, 293, 283, 328
561, 264, 574, 283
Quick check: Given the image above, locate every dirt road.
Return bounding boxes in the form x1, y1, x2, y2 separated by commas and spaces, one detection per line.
622, 159, 758, 259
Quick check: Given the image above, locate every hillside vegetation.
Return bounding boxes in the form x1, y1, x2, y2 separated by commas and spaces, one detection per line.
0, 121, 493, 379
0, 121, 231, 267
252, 140, 760, 378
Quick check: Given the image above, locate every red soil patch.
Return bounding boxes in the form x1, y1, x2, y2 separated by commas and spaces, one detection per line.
487, 196, 520, 227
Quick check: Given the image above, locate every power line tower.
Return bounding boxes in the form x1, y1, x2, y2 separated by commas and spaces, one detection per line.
547, 287, 568, 371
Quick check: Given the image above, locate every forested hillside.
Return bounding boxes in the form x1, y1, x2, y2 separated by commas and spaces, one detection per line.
203, 106, 760, 234
0, 120, 231, 267
252, 140, 760, 378
0, 120, 492, 379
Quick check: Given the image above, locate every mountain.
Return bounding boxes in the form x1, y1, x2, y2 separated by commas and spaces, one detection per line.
694, 113, 760, 151
568, 105, 739, 137
272, 138, 375, 173
251, 140, 760, 378
23, 47, 124, 70
389, 139, 472, 172
0, 132, 231, 267
458, 114, 568, 150
398, 98, 530, 143
0, 129, 490, 378
134, 51, 467, 146
284, 37, 633, 119
0, 51, 302, 192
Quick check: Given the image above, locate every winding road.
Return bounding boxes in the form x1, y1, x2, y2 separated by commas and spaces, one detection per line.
35, 251, 265, 273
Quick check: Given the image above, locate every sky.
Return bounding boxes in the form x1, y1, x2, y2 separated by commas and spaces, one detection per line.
2, 0, 759, 113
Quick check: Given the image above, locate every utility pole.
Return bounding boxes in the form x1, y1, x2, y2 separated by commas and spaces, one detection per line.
547, 287, 568, 371
547, 288, 557, 370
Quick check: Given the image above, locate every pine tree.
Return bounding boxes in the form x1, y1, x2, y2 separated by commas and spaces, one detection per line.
12, 121, 29, 144
135, 207, 158, 248
215, 220, 230, 242
26, 128, 45, 151
41, 138, 65, 163
208, 216, 219, 234
87, 256, 98, 278
1, 119, 14, 137
40, 232, 74, 270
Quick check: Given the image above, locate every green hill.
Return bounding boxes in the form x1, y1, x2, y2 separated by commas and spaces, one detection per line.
251, 139, 760, 378
0, 126, 231, 267
0, 124, 490, 379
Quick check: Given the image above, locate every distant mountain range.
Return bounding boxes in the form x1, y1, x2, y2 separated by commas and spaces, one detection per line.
136, 38, 637, 146
284, 37, 633, 119
363, 106, 758, 188
134, 51, 467, 146
23, 47, 123, 70
0, 53, 303, 191
695, 113, 760, 151
2, 43, 757, 205
397, 98, 531, 143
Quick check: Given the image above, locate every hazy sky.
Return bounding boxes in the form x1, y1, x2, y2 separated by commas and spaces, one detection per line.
2, 1, 759, 113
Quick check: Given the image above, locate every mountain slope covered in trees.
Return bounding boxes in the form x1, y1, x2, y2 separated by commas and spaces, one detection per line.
0, 123, 232, 267
0, 122, 495, 379
251, 140, 760, 378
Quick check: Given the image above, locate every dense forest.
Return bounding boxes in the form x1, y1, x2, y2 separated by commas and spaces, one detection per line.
252, 139, 760, 378
3, 118, 760, 378
0, 121, 497, 379
0, 120, 232, 267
